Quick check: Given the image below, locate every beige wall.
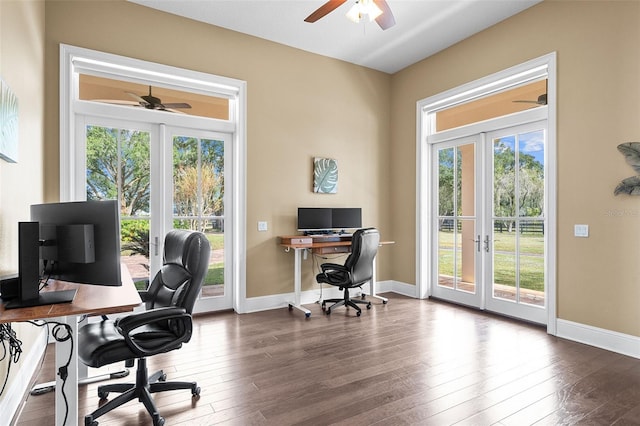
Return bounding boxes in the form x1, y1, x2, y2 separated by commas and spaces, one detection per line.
391, 0, 640, 336
43, 1, 392, 298
15, 0, 640, 337
0, 0, 46, 409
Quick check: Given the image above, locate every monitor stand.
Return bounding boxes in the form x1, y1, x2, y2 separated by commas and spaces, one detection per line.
4, 289, 77, 309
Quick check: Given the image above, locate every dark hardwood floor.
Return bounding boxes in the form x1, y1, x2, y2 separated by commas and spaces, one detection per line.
15, 294, 640, 425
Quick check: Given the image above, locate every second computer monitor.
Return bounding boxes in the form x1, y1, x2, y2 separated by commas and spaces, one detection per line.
331, 208, 362, 233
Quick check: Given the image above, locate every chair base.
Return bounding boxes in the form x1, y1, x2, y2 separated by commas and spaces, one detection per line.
84, 358, 200, 426
322, 288, 371, 316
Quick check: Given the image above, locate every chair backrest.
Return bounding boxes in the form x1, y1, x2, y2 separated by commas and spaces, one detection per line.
143, 229, 211, 313
344, 228, 380, 286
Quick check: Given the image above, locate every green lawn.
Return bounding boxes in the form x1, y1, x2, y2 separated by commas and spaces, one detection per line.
205, 233, 224, 285
438, 230, 544, 292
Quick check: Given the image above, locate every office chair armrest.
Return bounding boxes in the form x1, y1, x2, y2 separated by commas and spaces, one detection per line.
115, 307, 192, 357
319, 263, 350, 285
320, 263, 348, 273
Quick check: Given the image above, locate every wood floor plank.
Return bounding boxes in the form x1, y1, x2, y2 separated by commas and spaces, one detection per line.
14, 294, 640, 425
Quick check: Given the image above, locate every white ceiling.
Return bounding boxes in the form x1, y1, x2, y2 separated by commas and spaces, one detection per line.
129, 0, 542, 74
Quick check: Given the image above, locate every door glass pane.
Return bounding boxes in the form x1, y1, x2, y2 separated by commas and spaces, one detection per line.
518, 131, 545, 217
86, 125, 151, 289
438, 225, 454, 289
173, 136, 225, 299
492, 219, 516, 302
492, 130, 545, 307
458, 219, 476, 293
519, 220, 545, 307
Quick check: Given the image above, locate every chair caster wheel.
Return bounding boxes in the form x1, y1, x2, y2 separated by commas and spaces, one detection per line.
288, 304, 293, 311
356, 311, 361, 317
159, 373, 167, 381
326, 308, 331, 315
192, 385, 201, 396
366, 303, 372, 309
97, 390, 109, 399
383, 300, 388, 304
85, 416, 98, 426
361, 294, 366, 300
153, 414, 165, 426
305, 312, 311, 318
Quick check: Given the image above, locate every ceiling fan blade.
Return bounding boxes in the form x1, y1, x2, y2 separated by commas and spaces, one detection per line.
165, 108, 187, 114
91, 99, 140, 106
127, 91, 148, 105
161, 102, 192, 109
304, 0, 347, 23
374, 0, 395, 30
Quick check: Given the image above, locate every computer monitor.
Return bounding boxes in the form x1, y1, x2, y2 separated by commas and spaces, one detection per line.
296, 207, 362, 234
331, 208, 362, 233
3, 200, 122, 309
297, 208, 332, 234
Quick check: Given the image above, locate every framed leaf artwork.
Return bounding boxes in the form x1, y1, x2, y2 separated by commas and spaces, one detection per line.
313, 157, 338, 194
0, 77, 18, 163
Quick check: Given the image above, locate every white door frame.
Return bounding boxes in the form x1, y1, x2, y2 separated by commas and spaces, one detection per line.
417, 52, 557, 334
59, 44, 248, 313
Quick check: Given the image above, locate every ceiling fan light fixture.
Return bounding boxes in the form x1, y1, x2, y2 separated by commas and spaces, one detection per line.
346, 0, 383, 23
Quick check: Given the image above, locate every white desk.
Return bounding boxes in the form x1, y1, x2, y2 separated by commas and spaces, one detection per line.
0, 268, 141, 426
280, 235, 393, 317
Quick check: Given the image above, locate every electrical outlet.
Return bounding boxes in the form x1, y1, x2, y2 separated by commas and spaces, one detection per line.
574, 224, 589, 237
258, 221, 268, 232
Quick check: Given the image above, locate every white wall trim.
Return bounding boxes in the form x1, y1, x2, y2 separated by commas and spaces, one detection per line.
241, 280, 400, 314
557, 319, 640, 359
3, 328, 47, 424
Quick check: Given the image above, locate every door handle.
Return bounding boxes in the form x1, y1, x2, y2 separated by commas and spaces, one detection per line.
474, 235, 481, 252
484, 235, 490, 252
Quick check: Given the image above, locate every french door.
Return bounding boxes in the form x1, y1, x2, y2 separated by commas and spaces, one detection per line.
432, 121, 547, 324
77, 116, 233, 312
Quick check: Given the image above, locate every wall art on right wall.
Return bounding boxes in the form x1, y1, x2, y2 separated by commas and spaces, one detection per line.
614, 142, 640, 195
0, 77, 18, 163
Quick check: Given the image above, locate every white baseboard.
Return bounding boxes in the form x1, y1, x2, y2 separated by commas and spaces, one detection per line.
556, 319, 640, 359
242, 280, 405, 313
1, 327, 47, 424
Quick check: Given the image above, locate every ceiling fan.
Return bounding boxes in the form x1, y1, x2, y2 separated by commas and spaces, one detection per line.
513, 93, 547, 106
305, 0, 396, 30
93, 86, 192, 113
127, 86, 192, 111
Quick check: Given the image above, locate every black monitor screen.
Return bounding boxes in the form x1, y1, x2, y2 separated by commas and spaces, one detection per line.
297, 208, 332, 231
331, 208, 362, 231
31, 200, 122, 287
4, 200, 122, 309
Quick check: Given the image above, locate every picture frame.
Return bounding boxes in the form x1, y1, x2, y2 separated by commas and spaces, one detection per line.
0, 77, 19, 163
313, 157, 338, 194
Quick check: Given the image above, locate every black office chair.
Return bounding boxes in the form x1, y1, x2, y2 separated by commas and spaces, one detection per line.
316, 228, 380, 316
79, 229, 211, 426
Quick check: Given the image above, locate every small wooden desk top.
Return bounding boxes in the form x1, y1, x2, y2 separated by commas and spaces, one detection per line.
279, 235, 395, 250
0, 267, 142, 323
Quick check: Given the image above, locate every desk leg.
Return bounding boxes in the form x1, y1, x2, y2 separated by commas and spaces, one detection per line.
31, 316, 129, 396
287, 248, 311, 318
55, 315, 78, 426
362, 257, 388, 304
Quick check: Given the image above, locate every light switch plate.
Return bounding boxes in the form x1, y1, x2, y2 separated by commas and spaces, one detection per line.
574, 224, 589, 237
258, 221, 268, 232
